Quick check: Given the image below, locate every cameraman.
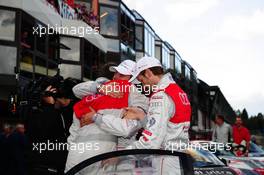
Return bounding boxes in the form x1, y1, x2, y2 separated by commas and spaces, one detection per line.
26, 77, 79, 175
53, 78, 80, 137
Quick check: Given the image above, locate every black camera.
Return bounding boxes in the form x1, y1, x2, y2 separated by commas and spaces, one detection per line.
40, 75, 64, 97
42, 77, 81, 99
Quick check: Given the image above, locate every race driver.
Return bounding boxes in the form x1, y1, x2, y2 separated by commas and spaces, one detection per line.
65, 60, 148, 174
123, 56, 192, 174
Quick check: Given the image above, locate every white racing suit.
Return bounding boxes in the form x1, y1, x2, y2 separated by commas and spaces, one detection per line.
127, 73, 191, 175
65, 78, 148, 174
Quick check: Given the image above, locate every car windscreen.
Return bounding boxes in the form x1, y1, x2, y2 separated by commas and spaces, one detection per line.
65, 149, 194, 175
185, 148, 225, 167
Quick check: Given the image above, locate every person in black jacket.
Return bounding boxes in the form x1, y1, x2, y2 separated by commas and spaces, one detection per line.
7, 124, 28, 175
54, 78, 80, 138
25, 77, 79, 175
0, 124, 13, 175
26, 89, 66, 175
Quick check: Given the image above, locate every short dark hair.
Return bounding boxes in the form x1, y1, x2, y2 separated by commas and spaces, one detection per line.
97, 62, 117, 80
55, 78, 81, 99
140, 66, 164, 76
216, 114, 224, 121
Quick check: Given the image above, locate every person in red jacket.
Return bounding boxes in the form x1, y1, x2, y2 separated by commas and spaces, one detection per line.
232, 116, 251, 156
73, 80, 131, 120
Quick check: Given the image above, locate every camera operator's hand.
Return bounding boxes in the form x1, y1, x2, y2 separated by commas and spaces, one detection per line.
46, 85, 57, 94
43, 85, 57, 104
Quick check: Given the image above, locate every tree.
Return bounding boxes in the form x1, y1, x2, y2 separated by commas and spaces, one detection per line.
256, 113, 264, 134
246, 113, 264, 134
257, 113, 263, 119
235, 109, 241, 116
241, 108, 249, 122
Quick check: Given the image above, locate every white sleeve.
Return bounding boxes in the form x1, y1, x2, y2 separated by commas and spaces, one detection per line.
72, 77, 109, 99
229, 124, 233, 142
94, 110, 147, 138
93, 85, 148, 138
67, 113, 80, 144
130, 92, 173, 149
212, 127, 216, 142
128, 85, 149, 112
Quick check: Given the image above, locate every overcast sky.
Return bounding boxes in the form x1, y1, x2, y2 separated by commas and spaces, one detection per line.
123, 0, 264, 116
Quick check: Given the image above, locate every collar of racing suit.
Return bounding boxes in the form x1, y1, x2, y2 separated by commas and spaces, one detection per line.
157, 73, 175, 89
150, 73, 175, 96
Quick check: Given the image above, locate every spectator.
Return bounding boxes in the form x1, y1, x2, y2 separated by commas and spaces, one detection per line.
251, 135, 257, 145
232, 116, 251, 156
21, 31, 31, 49
0, 124, 13, 174
212, 114, 233, 144
1, 123, 13, 136
7, 123, 28, 175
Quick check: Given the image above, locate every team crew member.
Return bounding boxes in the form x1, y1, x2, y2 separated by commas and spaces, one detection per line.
212, 114, 233, 144
232, 116, 251, 156
123, 56, 192, 174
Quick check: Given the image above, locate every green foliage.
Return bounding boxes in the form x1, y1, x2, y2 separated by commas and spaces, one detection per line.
235, 109, 241, 116
241, 108, 249, 121
244, 112, 264, 135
